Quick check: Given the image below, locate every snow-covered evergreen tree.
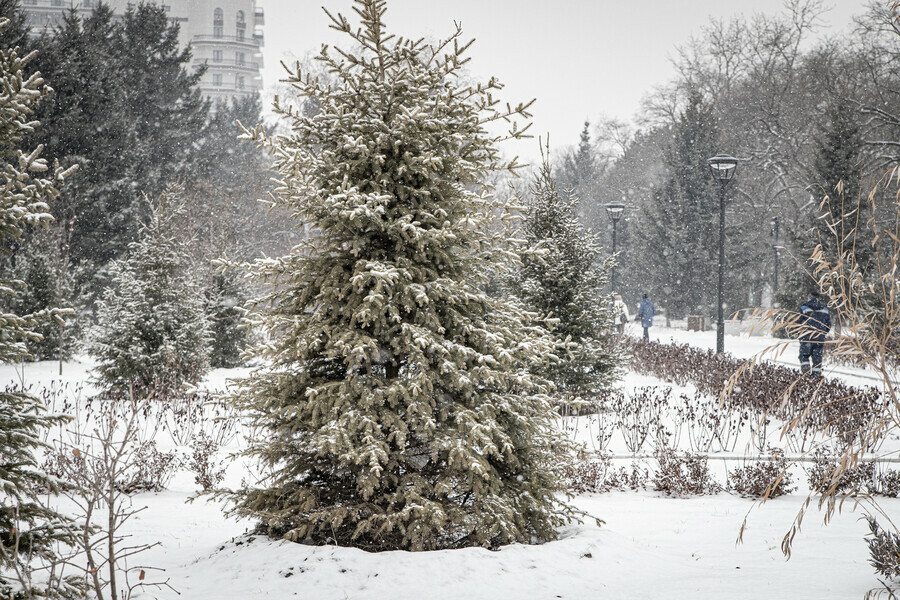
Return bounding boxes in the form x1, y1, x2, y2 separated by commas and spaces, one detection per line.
91, 185, 209, 397
31, 3, 209, 273
0, 16, 79, 598
222, 0, 579, 551
0, 224, 81, 361
206, 269, 250, 369
557, 121, 602, 225
638, 91, 744, 319
512, 156, 620, 402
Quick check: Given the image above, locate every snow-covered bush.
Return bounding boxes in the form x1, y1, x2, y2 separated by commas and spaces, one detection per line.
875, 469, 900, 498
563, 452, 648, 494
188, 432, 226, 491
564, 453, 612, 494
219, 0, 582, 551
626, 338, 881, 439
118, 441, 181, 494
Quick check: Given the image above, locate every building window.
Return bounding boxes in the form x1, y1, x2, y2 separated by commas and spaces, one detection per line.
212, 50, 223, 63
235, 52, 244, 66
213, 8, 223, 38
84, 0, 95, 7
52, 0, 64, 6
236, 10, 245, 41
212, 74, 222, 87
236, 75, 245, 90
23, 0, 36, 5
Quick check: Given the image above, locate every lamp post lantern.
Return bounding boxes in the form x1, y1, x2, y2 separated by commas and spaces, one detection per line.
707, 154, 738, 354
604, 201, 626, 291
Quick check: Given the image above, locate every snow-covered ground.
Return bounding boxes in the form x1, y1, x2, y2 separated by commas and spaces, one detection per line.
3, 328, 895, 599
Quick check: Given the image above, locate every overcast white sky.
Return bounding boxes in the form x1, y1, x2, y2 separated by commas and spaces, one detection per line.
258, 0, 869, 163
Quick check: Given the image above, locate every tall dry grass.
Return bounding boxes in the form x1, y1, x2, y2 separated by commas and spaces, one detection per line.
733, 169, 900, 559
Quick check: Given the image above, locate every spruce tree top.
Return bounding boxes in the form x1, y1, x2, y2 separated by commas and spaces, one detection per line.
225, 0, 581, 551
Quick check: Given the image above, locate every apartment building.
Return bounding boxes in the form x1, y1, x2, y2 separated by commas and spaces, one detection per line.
22, 0, 265, 102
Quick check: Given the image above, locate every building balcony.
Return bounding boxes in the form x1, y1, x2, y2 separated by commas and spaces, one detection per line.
202, 84, 261, 95
193, 34, 261, 48
197, 59, 261, 72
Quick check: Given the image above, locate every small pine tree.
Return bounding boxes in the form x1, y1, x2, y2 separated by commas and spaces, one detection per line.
222, 0, 580, 551
512, 155, 620, 402
0, 16, 79, 598
91, 185, 210, 397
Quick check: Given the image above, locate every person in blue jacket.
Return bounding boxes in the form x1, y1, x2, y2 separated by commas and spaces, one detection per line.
797, 291, 831, 376
637, 293, 655, 341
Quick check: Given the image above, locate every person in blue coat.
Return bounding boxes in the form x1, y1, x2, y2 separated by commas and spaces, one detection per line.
637, 293, 655, 341
797, 291, 831, 376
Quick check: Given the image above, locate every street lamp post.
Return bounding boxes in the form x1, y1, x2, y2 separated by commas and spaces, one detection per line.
771, 216, 780, 298
707, 154, 738, 355
604, 202, 626, 291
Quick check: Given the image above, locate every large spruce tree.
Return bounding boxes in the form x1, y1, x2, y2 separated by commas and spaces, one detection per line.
777, 97, 869, 312
223, 0, 578, 551
31, 3, 208, 271
0, 16, 78, 598
639, 91, 740, 319
811, 96, 872, 275
513, 157, 620, 403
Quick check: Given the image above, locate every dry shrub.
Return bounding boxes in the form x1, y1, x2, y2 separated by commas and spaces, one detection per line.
875, 469, 900, 498
625, 338, 881, 440
606, 462, 650, 491
563, 452, 648, 494
188, 432, 227, 491
563, 454, 610, 494
44, 422, 181, 495
806, 447, 876, 496
119, 441, 181, 494
652, 443, 720, 496
728, 454, 795, 499
867, 516, 900, 581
